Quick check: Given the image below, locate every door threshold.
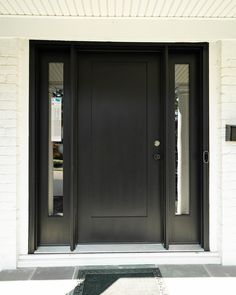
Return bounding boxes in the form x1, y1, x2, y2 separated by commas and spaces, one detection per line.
19, 251, 220, 268
75, 243, 166, 253
35, 244, 204, 254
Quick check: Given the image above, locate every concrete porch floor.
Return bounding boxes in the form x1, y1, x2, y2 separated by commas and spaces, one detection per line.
0, 265, 236, 294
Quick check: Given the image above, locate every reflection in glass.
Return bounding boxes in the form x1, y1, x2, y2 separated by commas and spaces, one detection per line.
48, 63, 64, 216
175, 64, 190, 215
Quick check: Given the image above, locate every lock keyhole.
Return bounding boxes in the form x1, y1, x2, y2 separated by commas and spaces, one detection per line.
153, 154, 161, 161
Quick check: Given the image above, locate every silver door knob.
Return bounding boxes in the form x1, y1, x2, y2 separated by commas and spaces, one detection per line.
154, 140, 160, 147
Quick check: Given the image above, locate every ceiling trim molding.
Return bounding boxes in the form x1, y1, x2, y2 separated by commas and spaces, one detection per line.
0, 16, 236, 41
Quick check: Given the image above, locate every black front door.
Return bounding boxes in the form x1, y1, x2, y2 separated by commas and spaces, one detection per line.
77, 52, 163, 243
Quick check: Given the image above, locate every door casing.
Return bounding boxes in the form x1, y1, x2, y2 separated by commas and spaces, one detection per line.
29, 41, 209, 253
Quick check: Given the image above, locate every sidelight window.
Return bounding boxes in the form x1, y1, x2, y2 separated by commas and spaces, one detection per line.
175, 64, 190, 215
48, 63, 64, 217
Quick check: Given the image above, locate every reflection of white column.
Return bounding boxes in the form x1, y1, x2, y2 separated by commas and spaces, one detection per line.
53, 170, 63, 196
177, 90, 189, 215
48, 98, 53, 216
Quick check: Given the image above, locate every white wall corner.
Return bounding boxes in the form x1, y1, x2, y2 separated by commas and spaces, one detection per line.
209, 40, 222, 257
16, 38, 29, 259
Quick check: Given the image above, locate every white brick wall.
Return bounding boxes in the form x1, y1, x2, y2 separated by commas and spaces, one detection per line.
0, 37, 236, 269
0, 39, 19, 270
221, 41, 236, 265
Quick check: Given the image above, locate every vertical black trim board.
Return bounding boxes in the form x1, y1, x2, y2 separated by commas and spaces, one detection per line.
69, 45, 77, 251
202, 44, 210, 251
163, 46, 170, 250
28, 44, 38, 253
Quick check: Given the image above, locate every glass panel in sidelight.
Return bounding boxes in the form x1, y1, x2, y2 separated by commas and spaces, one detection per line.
48, 63, 64, 217
175, 64, 190, 215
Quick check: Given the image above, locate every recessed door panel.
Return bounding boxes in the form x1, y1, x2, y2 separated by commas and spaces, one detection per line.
92, 62, 147, 217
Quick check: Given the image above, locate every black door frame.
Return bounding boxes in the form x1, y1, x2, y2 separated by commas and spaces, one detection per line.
29, 41, 209, 253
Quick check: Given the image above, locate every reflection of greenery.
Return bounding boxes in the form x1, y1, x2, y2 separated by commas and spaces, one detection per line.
53, 159, 63, 168
53, 143, 63, 160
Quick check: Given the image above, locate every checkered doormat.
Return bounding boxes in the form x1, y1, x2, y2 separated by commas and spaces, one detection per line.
69, 267, 168, 295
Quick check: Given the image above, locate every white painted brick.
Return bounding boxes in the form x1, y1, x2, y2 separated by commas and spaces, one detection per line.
0, 147, 17, 155
0, 56, 7, 65
6, 57, 18, 65
222, 154, 236, 165
0, 110, 17, 119
222, 228, 236, 237
0, 119, 16, 127
0, 212, 16, 219
222, 76, 236, 85
0, 101, 16, 110
0, 65, 17, 75
0, 174, 16, 184
221, 66, 236, 75
0, 183, 16, 193
0, 38, 18, 270
0, 162, 16, 173
0, 93, 17, 100
221, 95, 236, 103
221, 40, 236, 265
0, 137, 17, 147
0, 57, 18, 66
221, 145, 236, 154
0, 200, 16, 207
223, 206, 236, 214
0, 74, 5, 83
222, 104, 236, 111
6, 74, 17, 83
222, 83, 236, 92
221, 41, 236, 61
0, 166, 16, 174
0, 84, 17, 93
4, 127, 17, 136
0, 39, 18, 48
222, 59, 236, 68
0, 45, 18, 56
0, 49, 16, 56
0, 214, 16, 225
221, 105, 236, 120
222, 181, 236, 191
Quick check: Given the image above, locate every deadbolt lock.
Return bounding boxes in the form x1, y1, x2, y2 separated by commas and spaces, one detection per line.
153, 153, 161, 161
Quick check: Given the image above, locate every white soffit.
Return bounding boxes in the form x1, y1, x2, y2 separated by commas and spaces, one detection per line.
0, 0, 235, 18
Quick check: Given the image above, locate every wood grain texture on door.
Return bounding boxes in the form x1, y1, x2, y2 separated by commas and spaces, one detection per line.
77, 52, 162, 243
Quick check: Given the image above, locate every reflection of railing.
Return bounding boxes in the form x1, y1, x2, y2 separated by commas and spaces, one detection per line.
51, 168, 63, 216
52, 195, 63, 217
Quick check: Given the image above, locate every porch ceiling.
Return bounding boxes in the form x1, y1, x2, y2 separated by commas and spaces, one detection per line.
0, 0, 235, 18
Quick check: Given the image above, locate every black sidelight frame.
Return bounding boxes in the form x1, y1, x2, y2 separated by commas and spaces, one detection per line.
29, 41, 209, 253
